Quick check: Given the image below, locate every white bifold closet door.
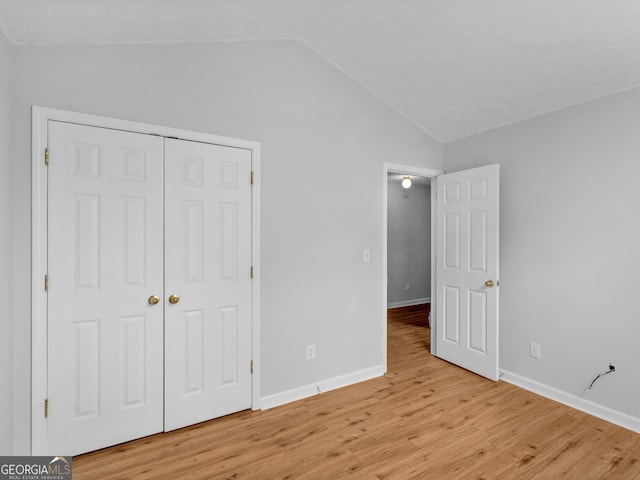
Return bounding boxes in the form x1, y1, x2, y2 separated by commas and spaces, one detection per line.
163, 138, 252, 431
47, 121, 252, 456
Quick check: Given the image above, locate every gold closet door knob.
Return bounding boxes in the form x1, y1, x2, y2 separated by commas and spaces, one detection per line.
169, 294, 181, 304
485, 280, 495, 288
148, 295, 160, 305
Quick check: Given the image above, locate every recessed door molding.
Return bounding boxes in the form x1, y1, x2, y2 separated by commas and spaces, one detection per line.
31, 106, 261, 455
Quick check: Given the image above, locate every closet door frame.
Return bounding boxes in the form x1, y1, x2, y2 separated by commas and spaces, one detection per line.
30, 106, 262, 455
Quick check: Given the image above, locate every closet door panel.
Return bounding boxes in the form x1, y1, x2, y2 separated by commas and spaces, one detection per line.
47, 121, 164, 456
164, 139, 253, 431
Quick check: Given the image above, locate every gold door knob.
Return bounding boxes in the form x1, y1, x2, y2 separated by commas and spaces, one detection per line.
169, 294, 180, 304
148, 295, 160, 305
485, 280, 495, 288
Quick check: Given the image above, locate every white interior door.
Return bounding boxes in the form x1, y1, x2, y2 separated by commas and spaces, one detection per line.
47, 122, 254, 454
47, 121, 165, 455
164, 139, 253, 431
435, 164, 500, 380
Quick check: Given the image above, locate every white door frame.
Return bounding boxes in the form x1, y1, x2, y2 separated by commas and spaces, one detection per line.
31, 106, 262, 455
382, 163, 442, 371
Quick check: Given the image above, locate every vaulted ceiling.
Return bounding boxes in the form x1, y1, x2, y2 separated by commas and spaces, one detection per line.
1, 0, 639, 142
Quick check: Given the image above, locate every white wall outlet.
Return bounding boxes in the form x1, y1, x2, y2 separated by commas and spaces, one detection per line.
363, 249, 371, 263
529, 342, 541, 359
306, 344, 316, 360
405, 283, 411, 291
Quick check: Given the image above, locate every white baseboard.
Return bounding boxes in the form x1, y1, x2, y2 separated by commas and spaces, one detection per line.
387, 297, 430, 309
501, 370, 640, 434
260, 365, 385, 410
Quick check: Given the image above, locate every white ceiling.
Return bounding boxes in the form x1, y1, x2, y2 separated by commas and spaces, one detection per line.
1, 0, 639, 142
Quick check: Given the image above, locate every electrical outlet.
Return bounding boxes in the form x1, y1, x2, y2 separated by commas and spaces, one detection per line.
363, 249, 371, 263
306, 344, 316, 360
529, 342, 541, 359
405, 283, 411, 291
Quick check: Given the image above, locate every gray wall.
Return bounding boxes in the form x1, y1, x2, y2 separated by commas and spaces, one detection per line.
9, 40, 444, 453
387, 177, 431, 306
445, 86, 640, 420
0, 29, 13, 456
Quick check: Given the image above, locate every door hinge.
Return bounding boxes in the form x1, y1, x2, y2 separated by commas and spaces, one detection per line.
250, 171, 254, 185
44, 148, 49, 166
250, 266, 253, 279
44, 399, 48, 418
250, 360, 254, 374
44, 274, 48, 292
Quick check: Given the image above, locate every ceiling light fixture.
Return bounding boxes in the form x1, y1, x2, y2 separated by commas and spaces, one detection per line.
401, 176, 412, 189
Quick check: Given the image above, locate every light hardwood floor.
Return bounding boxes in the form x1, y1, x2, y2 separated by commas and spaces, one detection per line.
73, 304, 640, 479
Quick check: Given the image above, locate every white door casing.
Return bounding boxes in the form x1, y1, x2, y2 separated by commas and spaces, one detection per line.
34, 108, 261, 456
164, 139, 253, 431
435, 164, 500, 381
47, 121, 165, 455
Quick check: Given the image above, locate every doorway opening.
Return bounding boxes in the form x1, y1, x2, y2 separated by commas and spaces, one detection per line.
382, 163, 441, 372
